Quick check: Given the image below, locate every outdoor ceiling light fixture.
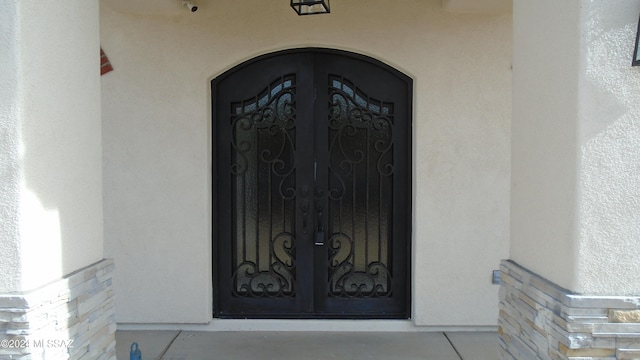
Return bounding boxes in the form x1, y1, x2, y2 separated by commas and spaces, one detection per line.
633, 14, 640, 66
291, 0, 330, 15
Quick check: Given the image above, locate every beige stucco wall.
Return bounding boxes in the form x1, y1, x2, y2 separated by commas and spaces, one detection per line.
101, 0, 511, 325
512, 0, 640, 295
0, 0, 103, 292
511, 0, 582, 294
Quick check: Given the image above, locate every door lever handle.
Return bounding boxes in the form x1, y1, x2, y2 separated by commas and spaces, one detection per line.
315, 210, 324, 246
301, 199, 309, 231
314, 186, 325, 245
300, 185, 310, 232
314, 228, 325, 246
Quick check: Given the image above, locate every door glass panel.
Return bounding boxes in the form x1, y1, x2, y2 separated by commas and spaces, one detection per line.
326, 75, 394, 297
230, 75, 297, 297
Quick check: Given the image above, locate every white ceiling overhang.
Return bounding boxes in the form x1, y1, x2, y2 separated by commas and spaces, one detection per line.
101, 0, 513, 16
100, 0, 191, 15
442, 0, 512, 14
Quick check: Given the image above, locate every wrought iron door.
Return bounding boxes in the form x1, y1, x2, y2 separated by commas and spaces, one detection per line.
213, 49, 411, 318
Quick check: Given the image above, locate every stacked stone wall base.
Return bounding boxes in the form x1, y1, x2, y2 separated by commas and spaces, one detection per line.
0, 259, 116, 360
499, 260, 640, 360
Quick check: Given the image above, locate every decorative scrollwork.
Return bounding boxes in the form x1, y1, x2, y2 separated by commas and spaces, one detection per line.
230, 75, 298, 298
328, 260, 392, 297
329, 232, 391, 297
327, 76, 395, 195
326, 75, 395, 298
329, 232, 352, 267
230, 75, 296, 176
232, 232, 296, 297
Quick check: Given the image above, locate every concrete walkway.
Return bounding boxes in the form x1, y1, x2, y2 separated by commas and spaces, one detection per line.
116, 330, 498, 359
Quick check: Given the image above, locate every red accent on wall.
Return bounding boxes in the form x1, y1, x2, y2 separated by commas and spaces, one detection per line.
101, 48, 113, 75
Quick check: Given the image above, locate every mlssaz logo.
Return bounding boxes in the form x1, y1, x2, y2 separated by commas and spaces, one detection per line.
45, 339, 74, 348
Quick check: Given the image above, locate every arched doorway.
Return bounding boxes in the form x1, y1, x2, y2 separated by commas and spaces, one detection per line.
213, 48, 412, 318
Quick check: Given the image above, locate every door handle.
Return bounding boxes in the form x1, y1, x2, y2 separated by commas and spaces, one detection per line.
314, 228, 325, 246
301, 199, 309, 232
300, 186, 310, 232
314, 186, 325, 246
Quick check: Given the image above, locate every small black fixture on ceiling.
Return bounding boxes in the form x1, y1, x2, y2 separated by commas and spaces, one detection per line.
291, 0, 330, 15
633, 14, 640, 66
182, 1, 198, 12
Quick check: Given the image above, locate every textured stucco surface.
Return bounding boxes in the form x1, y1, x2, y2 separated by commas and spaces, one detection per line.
512, 0, 640, 295
0, 0, 23, 293
0, 0, 104, 292
577, 1, 640, 295
100, 0, 511, 325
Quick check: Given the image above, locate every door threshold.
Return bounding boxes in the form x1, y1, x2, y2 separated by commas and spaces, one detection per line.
118, 320, 498, 333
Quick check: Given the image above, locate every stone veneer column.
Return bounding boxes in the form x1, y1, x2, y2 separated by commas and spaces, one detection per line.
499, 260, 640, 360
0, 260, 115, 360
0, 0, 114, 358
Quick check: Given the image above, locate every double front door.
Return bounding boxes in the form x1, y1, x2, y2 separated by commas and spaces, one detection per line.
213, 49, 411, 318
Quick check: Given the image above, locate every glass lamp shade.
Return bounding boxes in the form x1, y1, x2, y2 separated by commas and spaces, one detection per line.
291, 0, 330, 15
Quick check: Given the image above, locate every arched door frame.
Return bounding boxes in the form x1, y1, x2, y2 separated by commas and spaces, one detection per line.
212, 47, 413, 319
